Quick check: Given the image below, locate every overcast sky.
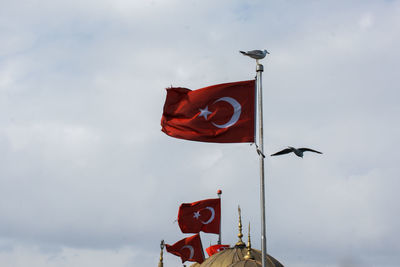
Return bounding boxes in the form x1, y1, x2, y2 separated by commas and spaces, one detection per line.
1, 0, 399, 266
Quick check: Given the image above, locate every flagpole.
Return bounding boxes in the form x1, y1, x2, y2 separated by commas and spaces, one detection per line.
217, 189, 222, 245
256, 63, 268, 267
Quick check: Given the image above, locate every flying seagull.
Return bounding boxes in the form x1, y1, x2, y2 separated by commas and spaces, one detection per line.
270, 146, 323, 158
239, 49, 269, 63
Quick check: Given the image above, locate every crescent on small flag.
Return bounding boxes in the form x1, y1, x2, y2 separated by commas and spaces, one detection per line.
181, 245, 195, 259
199, 206, 215, 225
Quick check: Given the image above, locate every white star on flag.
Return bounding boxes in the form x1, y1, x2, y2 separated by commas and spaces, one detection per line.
198, 106, 212, 120
193, 211, 201, 219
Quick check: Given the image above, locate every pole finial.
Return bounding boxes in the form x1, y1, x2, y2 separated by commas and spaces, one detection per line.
235, 205, 245, 247
244, 222, 255, 260
158, 240, 165, 267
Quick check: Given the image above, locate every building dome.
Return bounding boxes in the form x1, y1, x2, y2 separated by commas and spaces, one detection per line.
227, 258, 261, 267
190, 244, 283, 267
189, 207, 283, 267
159, 206, 284, 267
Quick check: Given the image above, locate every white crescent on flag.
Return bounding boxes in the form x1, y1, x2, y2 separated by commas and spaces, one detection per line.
211, 97, 242, 129
200, 206, 215, 225
181, 245, 194, 259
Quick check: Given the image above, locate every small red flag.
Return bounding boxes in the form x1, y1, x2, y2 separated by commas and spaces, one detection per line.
205, 244, 230, 256
178, 198, 220, 234
165, 234, 205, 264
161, 80, 255, 143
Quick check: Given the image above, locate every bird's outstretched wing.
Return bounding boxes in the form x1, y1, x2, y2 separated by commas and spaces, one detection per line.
299, 148, 322, 154
270, 148, 292, 156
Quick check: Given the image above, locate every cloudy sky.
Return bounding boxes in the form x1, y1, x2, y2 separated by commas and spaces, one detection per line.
1, 0, 400, 266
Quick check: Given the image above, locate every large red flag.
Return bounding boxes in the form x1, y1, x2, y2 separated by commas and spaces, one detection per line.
161, 80, 255, 143
178, 198, 220, 234
165, 234, 205, 264
205, 244, 230, 256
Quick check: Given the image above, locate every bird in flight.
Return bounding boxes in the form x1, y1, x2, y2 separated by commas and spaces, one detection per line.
239, 49, 269, 63
270, 146, 322, 158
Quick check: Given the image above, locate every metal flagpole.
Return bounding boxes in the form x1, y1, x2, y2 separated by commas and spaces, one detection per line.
217, 189, 222, 245
240, 49, 269, 267
256, 63, 268, 267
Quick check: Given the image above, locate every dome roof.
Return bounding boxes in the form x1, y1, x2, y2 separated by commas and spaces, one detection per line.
169, 206, 284, 267
227, 259, 261, 267
189, 206, 284, 267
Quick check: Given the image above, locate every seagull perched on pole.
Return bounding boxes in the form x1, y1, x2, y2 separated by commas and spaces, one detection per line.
239, 49, 269, 63
270, 146, 323, 158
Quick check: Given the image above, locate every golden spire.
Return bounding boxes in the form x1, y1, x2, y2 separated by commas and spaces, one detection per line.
158, 240, 165, 267
244, 222, 255, 260
235, 205, 245, 247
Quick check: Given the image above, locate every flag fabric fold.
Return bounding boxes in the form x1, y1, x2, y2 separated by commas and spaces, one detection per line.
161, 80, 255, 143
165, 234, 205, 264
178, 198, 221, 234
205, 244, 230, 256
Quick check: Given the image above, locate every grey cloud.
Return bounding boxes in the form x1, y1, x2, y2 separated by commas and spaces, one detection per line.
0, 0, 399, 266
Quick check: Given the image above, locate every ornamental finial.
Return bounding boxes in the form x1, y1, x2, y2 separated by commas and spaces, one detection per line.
244, 222, 255, 260
158, 240, 165, 267
236, 206, 245, 247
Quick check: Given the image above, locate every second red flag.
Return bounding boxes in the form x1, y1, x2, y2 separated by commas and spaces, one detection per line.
178, 198, 221, 234
205, 244, 230, 256
165, 234, 205, 264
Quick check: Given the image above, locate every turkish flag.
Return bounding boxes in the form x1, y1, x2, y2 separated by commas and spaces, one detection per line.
165, 234, 205, 264
161, 80, 255, 143
205, 244, 230, 256
178, 198, 220, 234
